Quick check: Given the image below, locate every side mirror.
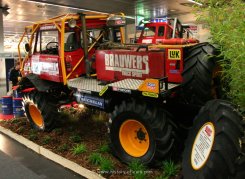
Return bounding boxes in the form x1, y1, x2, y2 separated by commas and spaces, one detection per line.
25, 43, 30, 52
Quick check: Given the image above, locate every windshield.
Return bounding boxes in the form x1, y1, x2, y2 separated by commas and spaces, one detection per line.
143, 27, 156, 37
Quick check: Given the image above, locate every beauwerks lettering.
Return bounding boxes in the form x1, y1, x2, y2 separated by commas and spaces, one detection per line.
104, 54, 149, 75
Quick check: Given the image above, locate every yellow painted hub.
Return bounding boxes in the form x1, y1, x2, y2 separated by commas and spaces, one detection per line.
28, 104, 44, 128
119, 120, 150, 157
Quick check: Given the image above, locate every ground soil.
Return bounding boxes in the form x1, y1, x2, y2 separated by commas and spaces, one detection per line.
0, 107, 182, 179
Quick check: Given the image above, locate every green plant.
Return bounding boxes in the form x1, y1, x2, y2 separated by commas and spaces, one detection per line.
69, 134, 82, 143
11, 118, 19, 124
16, 126, 25, 133
42, 136, 52, 145
99, 157, 114, 172
72, 143, 87, 155
28, 129, 38, 141
196, 0, 245, 108
99, 143, 110, 153
128, 160, 146, 179
89, 152, 103, 165
157, 160, 179, 179
28, 133, 38, 141
57, 144, 69, 152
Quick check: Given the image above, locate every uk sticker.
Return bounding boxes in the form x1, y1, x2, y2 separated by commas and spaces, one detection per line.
191, 122, 215, 170
168, 49, 181, 60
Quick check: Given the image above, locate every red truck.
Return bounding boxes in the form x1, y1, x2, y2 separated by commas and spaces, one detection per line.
17, 12, 244, 179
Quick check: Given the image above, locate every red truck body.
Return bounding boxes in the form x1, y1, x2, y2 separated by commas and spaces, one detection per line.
96, 48, 183, 83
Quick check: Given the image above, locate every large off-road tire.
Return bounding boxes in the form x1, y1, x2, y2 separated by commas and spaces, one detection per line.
182, 42, 221, 105
23, 91, 59, 131
234, 156, 245, 179
109, 100, 176, 166
182, 99, 244, 179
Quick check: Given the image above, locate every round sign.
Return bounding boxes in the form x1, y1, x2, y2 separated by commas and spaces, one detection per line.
191, 122, 215, 170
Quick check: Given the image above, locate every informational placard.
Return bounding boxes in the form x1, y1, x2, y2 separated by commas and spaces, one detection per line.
191, 122, 215, 170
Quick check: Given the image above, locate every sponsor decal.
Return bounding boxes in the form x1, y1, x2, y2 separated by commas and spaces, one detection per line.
104, 53, 149, 78
40, 62, 59, 75
168, 49, 181, 60
31, 56, 59, 75
169, 69, 180, 74
205, 126, 212, 137
99, 85, 108, 96
170, 63, 176, 67
138, 79, 159, 94
112, 87, 131, 94
147, 82, 156, 90
191, 122, 215, 170
142, 39, 152, 44
31, 55, 41, 74
40, 25, 57, 30
76, 93, 104, 109
77, 89, 92, 94
142, 92, 158, 98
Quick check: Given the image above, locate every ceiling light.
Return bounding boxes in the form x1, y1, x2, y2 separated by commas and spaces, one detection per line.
170, 9, 176, 12
20, 0, 134, 20
188, 0, 203, 6
20, 0, 108, 14
4, 19, 34, 23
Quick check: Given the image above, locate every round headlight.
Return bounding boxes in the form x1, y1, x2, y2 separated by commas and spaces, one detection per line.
68, 19, 77, 28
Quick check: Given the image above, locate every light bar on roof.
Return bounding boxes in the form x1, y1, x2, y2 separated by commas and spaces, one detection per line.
151, 18, 167, 23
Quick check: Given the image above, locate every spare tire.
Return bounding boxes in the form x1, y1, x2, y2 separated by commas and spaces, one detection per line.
182, 99, 244, 179
182, 42, 222, 105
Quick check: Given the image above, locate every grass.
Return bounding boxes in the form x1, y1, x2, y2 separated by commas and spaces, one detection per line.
98, 143, 110, 153
69, 134, 82, 143
28, 133, 38, 141
72, 143, 87, 155
16, 126, 25, 133
99, 157, 114, 172
128, 160, 146, 179
42, 136, 52, 145
10, 118, 19, 124
89, 152, 103, 165
88, 152, 114, 173
28, 129, 38, 141
57, 144, 69, 152
156, 160, 180, 179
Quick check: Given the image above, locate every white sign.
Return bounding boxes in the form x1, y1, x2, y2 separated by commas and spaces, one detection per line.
31, 55, 41, 74
31, 55, 59, 75
191, 122, 215, 170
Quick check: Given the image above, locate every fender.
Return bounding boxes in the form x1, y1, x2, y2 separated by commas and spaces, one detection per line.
19, 74, 62, 92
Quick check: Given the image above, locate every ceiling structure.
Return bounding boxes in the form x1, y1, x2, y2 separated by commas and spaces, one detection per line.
1, 0, 198, 34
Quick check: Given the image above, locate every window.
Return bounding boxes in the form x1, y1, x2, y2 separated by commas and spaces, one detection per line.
35, 30, 59, 55
143, 27, 156, 37
158, 26, 165, 36
64, 31, 81, 52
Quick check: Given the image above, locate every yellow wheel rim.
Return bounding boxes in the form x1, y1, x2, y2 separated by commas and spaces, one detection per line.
28, 104, 44, 128
119, 120, 150, 157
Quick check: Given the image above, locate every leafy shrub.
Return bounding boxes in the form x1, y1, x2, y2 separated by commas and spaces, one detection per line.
89, 152, 103, 165
196, 0, 245, 108
72, 143, 87, 155
128, 160, 146, 179
42, 136, 52, 145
